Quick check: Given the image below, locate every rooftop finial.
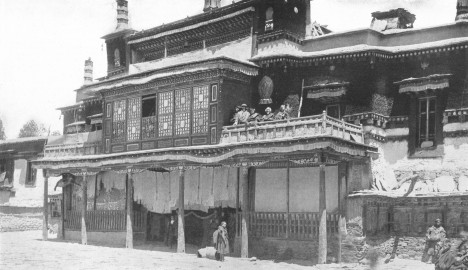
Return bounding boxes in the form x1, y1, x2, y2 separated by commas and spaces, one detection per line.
203, 0, 221, 12
84, 58, 93, 85
456, 0, 468, 21
116, 0, 129, 30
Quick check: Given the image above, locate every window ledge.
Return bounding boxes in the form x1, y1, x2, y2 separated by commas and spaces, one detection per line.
409, 145, 444, 159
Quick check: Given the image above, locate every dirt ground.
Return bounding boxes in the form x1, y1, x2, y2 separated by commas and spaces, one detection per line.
0, 230, 434, 270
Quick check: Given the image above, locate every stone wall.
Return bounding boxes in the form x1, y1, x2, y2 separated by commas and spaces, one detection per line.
64, 230, 126, 247
249, 237, 340, 263
340, 217, 466, 263
0, 212, 59, 232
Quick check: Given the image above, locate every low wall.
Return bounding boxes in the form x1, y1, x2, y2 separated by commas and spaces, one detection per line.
249, 237, 339, 262
65, 230, 126, 247
0, 206, 43, 214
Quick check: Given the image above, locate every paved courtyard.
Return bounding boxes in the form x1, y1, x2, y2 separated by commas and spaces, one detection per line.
0, 231, 433, 270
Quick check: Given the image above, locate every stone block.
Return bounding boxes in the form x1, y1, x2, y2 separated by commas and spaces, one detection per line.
458, 175, 468, 191
434, 175, 456, 192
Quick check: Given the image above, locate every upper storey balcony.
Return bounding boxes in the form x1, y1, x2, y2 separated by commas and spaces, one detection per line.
220, 111, 364, 145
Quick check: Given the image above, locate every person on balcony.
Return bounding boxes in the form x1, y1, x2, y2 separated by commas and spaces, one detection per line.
262, 107, 275, 122
233, 104, 250, 125
274, 105, 290, 120
248, 107, 262, 123
422, 218, 446, 264
230, 106, 240, 125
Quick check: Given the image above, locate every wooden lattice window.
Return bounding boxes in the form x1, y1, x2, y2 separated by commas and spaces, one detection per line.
126, 97, 141, 141
158, 91, 174, 137
193, 86, 209, 110
192, 86, 209, 134
418, 97, 436, 148
113, 100, 126, 121
192, 110, 208, 134
158, 114, 173, 137
112, 121, 126, 142
175, 112, 190, 135
112, 100, 126, 142
158, 91, 173, 114
175, 89, 191, 112
175, 89, 191, 136
127, 119, 141, 141
127, 98, 141, 119
142, 116, 157, 139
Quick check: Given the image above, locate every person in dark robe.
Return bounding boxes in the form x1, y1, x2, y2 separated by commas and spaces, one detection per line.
247, 108, 262, 123
262, 107, 275, 122
213, 221, 229, 262
422, 218, 446, 264
165, 215, 177, 249
436, 239, 468, 270
274, 105, 290, 120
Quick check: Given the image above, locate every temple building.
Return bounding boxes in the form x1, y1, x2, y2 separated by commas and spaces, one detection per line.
32, 0, 468, 262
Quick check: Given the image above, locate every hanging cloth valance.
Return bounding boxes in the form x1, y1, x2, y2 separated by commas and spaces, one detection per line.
395, 74, 452, 94
306, 82, 349, 103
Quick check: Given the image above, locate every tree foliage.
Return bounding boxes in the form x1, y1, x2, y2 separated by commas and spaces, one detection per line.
18, 120, 47, 138
0, 118, 6, 140
50, 130, 62, 136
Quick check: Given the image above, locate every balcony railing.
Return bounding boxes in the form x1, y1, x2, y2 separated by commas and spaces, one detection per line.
44, 131, 102, 158
220, 111, 364, 145
64, 210, 145, 232
235, 212, 340, 240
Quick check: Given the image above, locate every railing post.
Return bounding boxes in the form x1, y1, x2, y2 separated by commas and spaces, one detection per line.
321, 110, 327, 134
360, 124, 364, 143
341, 118, 346, 139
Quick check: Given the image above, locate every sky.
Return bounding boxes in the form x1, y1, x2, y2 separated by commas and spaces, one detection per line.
0, 0, 458, 139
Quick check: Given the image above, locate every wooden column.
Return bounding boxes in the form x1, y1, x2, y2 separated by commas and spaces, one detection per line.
93, 174, 98, 210
58, 187, 65, 240
81, 174, 88, 245
286, 162, 290, 239
318, 164, 327, 264
126, 170, 134, 249
177, 168, 186, 253
240, 166, 250, 258
42, 170, 49, 241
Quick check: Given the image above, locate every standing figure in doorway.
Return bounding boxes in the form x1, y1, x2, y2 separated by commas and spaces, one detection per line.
165, 215, 177, 249
422, 218, 446, 264
213, 221, 230, 262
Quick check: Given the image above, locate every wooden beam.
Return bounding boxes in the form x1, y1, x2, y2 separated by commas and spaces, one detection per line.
42, 171, 49, 241
177, 168, 186, 253
81, 174, 88, 245
126, 171, 134, 249
318, 164, 327, 264
241, 166, 249, 258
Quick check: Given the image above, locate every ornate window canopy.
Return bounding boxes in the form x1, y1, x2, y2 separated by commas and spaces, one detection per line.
395, 74, 452, 95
